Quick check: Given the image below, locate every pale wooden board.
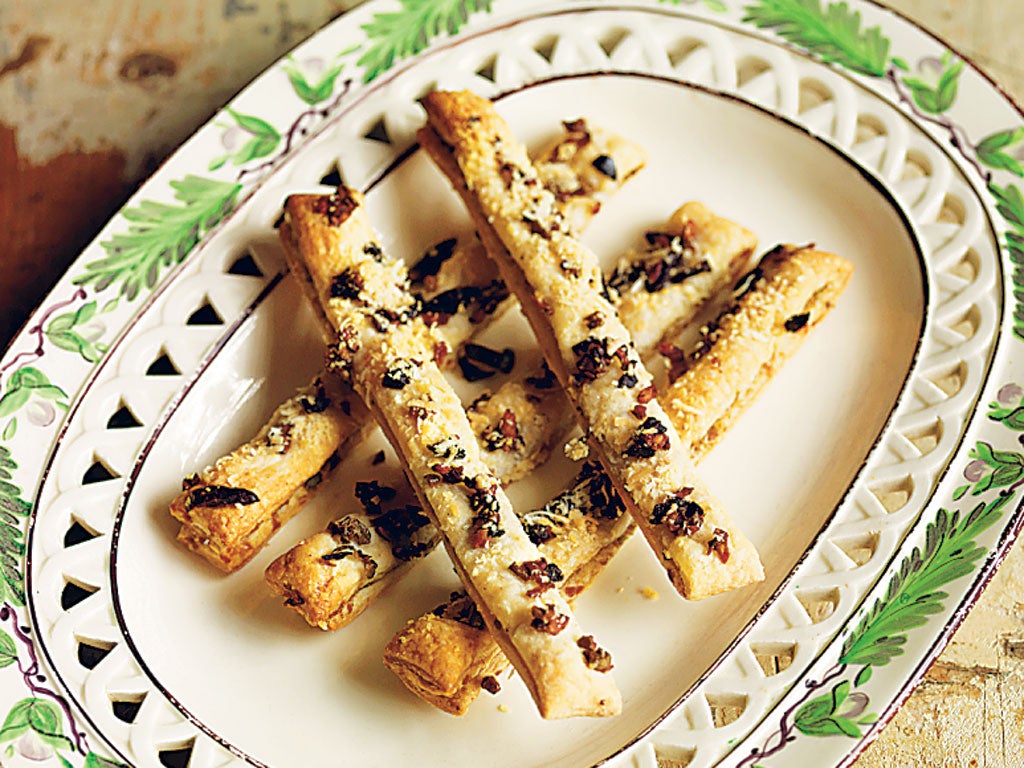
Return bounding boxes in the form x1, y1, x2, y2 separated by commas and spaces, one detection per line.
3, 1, 1024, 765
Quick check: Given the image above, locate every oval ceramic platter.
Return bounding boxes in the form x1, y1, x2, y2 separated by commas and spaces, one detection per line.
2, 1, 1023, 767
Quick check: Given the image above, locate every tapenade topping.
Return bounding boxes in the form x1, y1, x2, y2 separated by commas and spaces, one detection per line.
433, 591, 485, 630
184, 485, 259, 510
607, 227, 710, 295
321, 545, 377, 578
329, 267, 365, 301
707, 527, 731, 563
509, 558, 564, 597
657, 341, 688, 382
431, 463, 465, 485
362, 242, 384, 263
484, 409, 523, 453
525, 363, 557, 390
531, 604, 570, 635
524, 522, 556, 545
373, 504, 432, 558
312, 192, 358, 226
733, 265, 764, 298
584, 311, 604, 329
371, 450, 386, 466
429, 437, 466, 462
299, 380, 331, 413
458, 343, 516, 382
480, 676, 501, 694
580, 461, 626, 520
591, 154, 617, 180
784, 312, 811, 332
409, 237, 458, 284
571, 336, 613, 385
382, 359, 416, 389
327, 515, 372, 546
577, 635, 614, 672
468, 488, 505, 548
650, 489, 704, 536
266, 423, 293, 454
354, 480, 398, 515
561, 118, 591, 147
181, 473, 201, 491
624, 416, 671, 458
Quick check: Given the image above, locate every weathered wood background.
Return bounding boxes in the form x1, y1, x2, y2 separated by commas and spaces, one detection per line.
2, 2, 1022, 766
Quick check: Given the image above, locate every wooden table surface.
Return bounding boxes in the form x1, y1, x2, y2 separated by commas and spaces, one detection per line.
1, 2, 1022, 766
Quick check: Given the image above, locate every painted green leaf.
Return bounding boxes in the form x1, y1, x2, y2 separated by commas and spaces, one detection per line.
742, 0, 891, 78
0, 630, 16, 669
0, 698, 32, 742
84, 753, 131, 768
0, 449, 29, 606
793, 693, 835, 728
992, 183, 1024, 230
24, 699, 72, 750
793, 684, 863, 739
75, 175, 242, 300
1, 421, 15, 442
45, 313, 76, 335
224, 107, 276, 138
358, 0, 493, 82
840, 493, 1013, 667
993, 405, 1024, 429
0, 390, 30, 420
900, 52, 963, 115
854, 665, 872, 686
8, 367, 49, 390
977, 127, 1024, 177
702, 0, 728, 11
281, 56, 350, 105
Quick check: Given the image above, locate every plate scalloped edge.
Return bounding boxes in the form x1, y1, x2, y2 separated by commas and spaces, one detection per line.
1, 2, 1024, 768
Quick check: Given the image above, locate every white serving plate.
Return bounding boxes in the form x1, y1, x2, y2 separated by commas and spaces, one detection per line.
3, 2, 1023, 767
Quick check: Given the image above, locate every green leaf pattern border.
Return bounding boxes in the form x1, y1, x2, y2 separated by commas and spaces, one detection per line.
0, 1, 1022, 766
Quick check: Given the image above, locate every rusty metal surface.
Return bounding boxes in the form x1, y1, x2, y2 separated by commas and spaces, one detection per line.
2, 2, 1023, 765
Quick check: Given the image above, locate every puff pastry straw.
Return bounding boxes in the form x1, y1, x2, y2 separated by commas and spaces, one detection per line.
267, 202, 755, 629
281, 188, 620, 719
384, 243, 853, 714
170, 119, 646, 573
420, 89, 762, 599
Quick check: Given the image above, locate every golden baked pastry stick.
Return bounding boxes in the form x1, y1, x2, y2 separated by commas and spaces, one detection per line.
266, 203, 756, 630
384, 244, 853, 715
420, 90, 762, 599
170, 118, 647, 573
282, 188, 620, 719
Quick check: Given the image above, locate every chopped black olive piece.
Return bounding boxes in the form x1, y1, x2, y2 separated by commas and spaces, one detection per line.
354, 480, 397, 514
524, 522, 555, 545
650, 490, 704, 536
329, 268, 364, 300
624, 416, 670, 458
464, 343, 515, 373
591, 154, 617, 179
299, 381, 331, 413
382, 360, 415, 389
571, 337, 613, 385
733, 265, 763, 298
784, 312, 811, 332
327, 515, 372, 546
458, 343, 515, 382
410, 238, 459, 284
184, 485, 259, 510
